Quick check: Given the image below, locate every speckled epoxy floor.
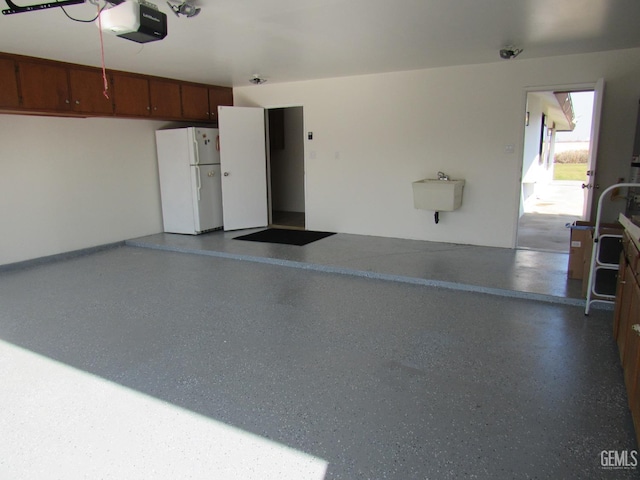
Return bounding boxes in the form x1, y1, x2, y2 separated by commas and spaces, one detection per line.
127, 230, 585, 305
0, 245, 635, 479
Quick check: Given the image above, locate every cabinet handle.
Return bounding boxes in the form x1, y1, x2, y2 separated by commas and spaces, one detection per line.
65, 99, 70, 104
633, 325, 640, 336
75, 100, 80, 105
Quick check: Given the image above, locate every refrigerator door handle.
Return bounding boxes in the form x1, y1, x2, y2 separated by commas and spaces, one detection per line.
193, 139, 200, 165
195, 166, 202, 201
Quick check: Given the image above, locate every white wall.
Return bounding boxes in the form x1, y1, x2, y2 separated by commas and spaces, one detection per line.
2, 48, 639, 264
234, 47, 640, 248
0, 115, 165, 265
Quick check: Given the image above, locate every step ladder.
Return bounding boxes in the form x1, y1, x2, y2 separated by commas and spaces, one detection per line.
585, 183, 640, 315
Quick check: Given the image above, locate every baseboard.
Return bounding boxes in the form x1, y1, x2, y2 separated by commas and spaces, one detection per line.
0, 242, 125, 272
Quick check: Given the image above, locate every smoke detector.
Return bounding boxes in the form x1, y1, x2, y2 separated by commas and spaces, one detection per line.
249, 74, 267, 85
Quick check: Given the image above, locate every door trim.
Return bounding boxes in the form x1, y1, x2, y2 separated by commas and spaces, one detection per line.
513, 81, 602, 248
265, 105, 307, 230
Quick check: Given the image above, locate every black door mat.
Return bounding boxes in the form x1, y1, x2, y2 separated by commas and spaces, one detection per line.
234, 228, 336, 246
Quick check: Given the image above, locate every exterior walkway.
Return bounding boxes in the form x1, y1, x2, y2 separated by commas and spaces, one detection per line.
518, 180, 584, 252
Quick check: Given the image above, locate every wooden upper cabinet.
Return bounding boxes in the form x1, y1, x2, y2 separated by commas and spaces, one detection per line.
0, 53, 232, 120
208, 86, 233, 123
69, 68, 114, 115
149, 79, 181, 119
18, 61, 70, 111
181, 84, 210, 121
0, 58, 20, 108
111, 72, 150, 116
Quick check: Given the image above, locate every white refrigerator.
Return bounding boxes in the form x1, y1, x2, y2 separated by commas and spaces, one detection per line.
155, 127, 223, 234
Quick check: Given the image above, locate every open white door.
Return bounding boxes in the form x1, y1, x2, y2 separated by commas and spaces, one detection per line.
583, 78, 605, 220
218, 106, 268, 231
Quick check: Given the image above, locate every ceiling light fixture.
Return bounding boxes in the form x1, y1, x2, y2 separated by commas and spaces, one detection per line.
166, 0, 200, 18
249, 74, 267, 85
499, 46, 523, 60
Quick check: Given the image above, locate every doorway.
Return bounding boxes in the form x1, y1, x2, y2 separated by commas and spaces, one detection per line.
517, 88, 596, 252
267, 107, 306, 230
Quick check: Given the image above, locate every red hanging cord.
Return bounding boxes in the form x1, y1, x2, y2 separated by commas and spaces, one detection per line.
96, 1, 109, 99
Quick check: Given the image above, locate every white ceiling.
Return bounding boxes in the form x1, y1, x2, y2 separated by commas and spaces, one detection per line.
1, 0, 640, 87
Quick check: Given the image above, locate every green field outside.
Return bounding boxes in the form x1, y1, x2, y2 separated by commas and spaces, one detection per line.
554, 163, 588, 181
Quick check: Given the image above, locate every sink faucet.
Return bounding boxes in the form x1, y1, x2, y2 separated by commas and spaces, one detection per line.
437, 171, 449, 181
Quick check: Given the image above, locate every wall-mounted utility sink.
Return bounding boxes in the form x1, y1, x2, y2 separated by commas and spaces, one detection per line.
412, 179, 465, 211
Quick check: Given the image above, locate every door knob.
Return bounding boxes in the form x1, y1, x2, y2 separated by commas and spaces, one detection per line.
224, 172, 230, 176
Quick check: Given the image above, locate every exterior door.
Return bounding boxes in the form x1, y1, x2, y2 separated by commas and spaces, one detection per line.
583, 78, 605, 220
218, 106, 268, 230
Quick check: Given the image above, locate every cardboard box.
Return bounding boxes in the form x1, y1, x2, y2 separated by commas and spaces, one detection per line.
568, 221, 592, 279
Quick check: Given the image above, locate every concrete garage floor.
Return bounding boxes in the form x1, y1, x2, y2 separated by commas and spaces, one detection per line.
128, 230, 585, 304
0, 233, 636, 479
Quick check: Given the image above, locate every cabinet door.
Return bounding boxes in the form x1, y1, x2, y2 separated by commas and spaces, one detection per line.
69, 68, 113, 115
624, 288, 640, 403
614, 253, 629, 340
617, 264, 636, 363
18, 61, 70, 111
208, 86, 233, 124
111, 73, 150, 116
627, 283, 640, 441
149, 79, 181, 118
0, 58, 20, 108
181, 84, 210, 121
